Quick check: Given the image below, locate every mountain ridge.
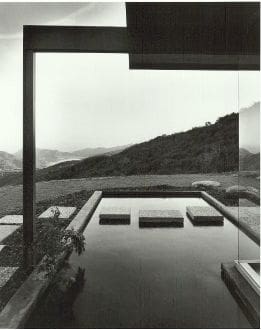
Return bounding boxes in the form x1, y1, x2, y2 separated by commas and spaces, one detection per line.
30, 112, 240, 183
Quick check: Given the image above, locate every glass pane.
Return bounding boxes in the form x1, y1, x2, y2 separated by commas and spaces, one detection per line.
238, 71, 260, 273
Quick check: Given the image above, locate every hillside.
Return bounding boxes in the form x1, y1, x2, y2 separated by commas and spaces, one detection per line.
0, 151, 22, 172
239, 148, 260, 171
0, 112, 239, 186
34, 112, 239, 182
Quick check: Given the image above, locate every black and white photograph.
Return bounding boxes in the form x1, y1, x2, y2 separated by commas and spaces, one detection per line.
0, 1, 260, 329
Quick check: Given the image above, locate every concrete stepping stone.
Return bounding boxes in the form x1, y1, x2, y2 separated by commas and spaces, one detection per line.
0, 267, 18, 289
139, 210, 184, 227
0, 215, 23, 225
186, 206, 224, 225
38, 206, 76, 220
0, 225, 20, 243
99, 207, 130, 225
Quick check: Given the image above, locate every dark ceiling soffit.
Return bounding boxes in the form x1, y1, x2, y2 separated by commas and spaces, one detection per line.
128, 54, 259, 71
126, 2, 260, 70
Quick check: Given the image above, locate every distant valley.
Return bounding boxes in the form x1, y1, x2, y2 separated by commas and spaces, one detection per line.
0, 144, 131, 173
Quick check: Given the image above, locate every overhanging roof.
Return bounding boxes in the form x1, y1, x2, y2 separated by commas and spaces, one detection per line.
126, 2, 260, 70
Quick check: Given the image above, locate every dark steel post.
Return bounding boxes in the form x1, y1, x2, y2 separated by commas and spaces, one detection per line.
23, 48, 35, 269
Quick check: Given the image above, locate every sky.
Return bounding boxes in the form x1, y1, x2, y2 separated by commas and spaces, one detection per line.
0, 2, 260, 153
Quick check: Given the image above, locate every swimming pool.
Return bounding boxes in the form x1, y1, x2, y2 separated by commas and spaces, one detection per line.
64, 196, 258, 328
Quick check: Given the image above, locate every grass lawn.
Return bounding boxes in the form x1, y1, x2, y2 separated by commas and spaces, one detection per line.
0, 172, 259, 218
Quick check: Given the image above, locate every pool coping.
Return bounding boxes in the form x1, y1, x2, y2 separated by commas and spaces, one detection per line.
0, 189, 259, 328
221, 262, 260, 328
0, 191, 102, 329
201, 191, 260, 245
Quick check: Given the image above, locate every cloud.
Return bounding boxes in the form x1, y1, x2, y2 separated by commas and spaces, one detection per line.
0, 2, 126, 41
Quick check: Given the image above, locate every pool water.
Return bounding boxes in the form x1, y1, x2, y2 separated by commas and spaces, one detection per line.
29, 197, 259, 328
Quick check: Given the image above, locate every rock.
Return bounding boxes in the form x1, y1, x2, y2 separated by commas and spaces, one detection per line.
226, 185, 260, 200
226, 185, 248, 194
246, 186, 259, 194
191, 180, 221, 188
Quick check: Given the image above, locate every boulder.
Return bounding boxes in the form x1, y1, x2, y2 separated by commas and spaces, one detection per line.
246, 186, 259, 194
226, 185, 248, 195
191, 180, 221, 188
226, 185, 260, 199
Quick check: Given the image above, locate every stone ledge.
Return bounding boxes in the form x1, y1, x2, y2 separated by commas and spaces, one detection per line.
67, 191, 102, 232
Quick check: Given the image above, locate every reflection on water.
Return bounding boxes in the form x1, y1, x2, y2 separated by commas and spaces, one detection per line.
69, 197, 258, 328
27, 197, 259, 328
